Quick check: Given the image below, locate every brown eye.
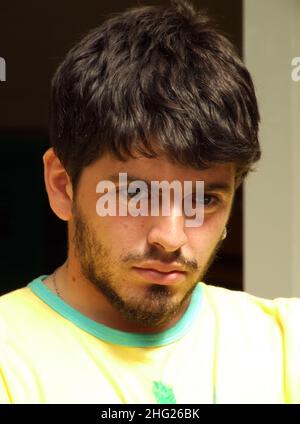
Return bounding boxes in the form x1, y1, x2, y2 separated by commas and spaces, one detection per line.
118, 186, 147, 200
192, 193, 219, 206
203, 195, 217, 206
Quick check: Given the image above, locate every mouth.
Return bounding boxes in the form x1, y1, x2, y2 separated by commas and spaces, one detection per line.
132, 267, 187, 285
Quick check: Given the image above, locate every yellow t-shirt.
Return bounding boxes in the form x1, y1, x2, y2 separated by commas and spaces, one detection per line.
0, 275, 300, 404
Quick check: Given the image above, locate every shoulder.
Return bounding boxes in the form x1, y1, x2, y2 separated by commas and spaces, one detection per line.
0, 275, 49, 317
0, 286, 35, 340
199, 281, 300, 333
0, 286, 36, 314
0, 276, 52, 341
0, 286, 33, 314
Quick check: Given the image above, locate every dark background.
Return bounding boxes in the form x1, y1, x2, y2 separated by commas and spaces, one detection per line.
0, 0, 243, 295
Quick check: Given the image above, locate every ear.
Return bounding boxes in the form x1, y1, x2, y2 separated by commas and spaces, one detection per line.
43, 147, 73, 221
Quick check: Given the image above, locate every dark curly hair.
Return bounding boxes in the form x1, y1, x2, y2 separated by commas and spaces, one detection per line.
49, 0, 261, 194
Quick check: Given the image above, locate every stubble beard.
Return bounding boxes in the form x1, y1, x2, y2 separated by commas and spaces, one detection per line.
71, 203, 224, 329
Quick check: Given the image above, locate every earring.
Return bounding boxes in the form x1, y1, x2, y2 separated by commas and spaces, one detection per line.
222, 227, 227, 240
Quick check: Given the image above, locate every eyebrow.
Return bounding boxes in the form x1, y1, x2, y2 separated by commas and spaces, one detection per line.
203, 182, 233, 194
107, 173, 233, 195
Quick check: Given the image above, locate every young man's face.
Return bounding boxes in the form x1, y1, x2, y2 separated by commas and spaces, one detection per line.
67, 150, 235, 328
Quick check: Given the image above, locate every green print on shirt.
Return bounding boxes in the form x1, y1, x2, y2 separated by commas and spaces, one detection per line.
152, 381, 177, 404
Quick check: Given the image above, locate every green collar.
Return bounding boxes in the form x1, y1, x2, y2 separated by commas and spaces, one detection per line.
28, 275, 202, 348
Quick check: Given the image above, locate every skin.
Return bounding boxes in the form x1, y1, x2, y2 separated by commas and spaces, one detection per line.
42, 147, 236, 334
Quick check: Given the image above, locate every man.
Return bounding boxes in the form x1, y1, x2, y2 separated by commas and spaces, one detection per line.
1, 0, 299, 404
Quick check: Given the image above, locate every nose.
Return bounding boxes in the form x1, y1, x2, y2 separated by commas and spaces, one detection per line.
147, 210, 188, 253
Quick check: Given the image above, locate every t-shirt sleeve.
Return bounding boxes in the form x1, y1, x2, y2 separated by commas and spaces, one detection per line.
0, 317, 12, 404
274, 297, 300, 403
0, 370, 11, 404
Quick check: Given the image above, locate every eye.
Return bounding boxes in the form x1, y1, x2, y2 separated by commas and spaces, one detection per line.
204, 194, 220, 206
117, 186, 148, 200
191, 193, 221, 207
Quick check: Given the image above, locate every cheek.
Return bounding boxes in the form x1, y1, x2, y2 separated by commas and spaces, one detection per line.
203, 204, 230, 231
92, 215, 145, 246
204, 214, 226, 234
187, 216, 225, 253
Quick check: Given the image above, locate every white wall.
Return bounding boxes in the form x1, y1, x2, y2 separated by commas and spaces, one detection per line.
243, 0, 300, 298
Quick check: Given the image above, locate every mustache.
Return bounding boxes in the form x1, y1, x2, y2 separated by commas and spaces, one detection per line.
122, 248, 199, 273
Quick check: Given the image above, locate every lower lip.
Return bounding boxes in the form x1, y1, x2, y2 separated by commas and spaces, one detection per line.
133, 267, 186, 284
